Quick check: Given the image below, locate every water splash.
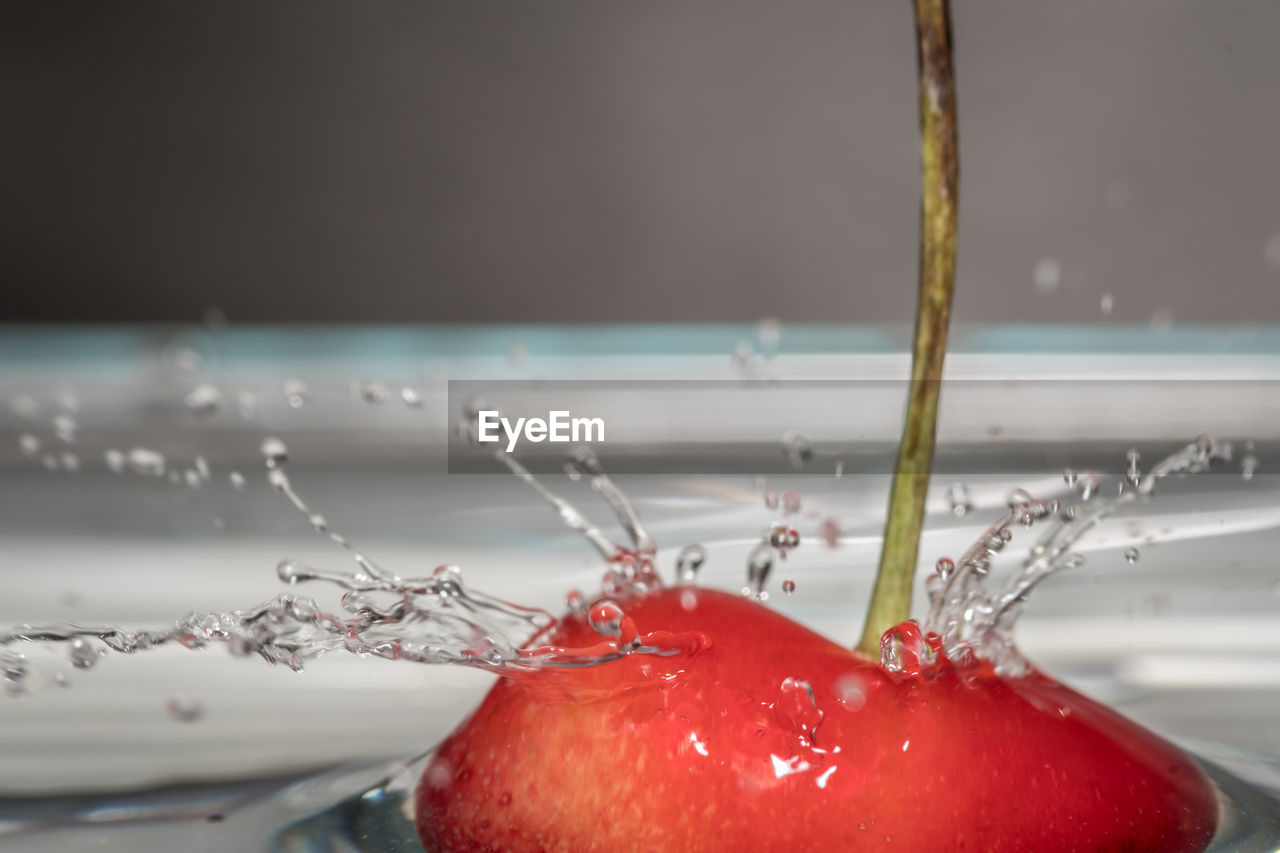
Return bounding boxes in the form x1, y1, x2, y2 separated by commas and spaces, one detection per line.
1, 440, 698, 694
920, 436, 1233, 675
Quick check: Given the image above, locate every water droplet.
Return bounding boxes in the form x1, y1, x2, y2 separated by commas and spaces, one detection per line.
60, 452, 80, 472
184, 384, 222, 420
1076, 472, 1100, 501
68, 638, 99, 670
1124, 547, 1140, 564
41, 453, 59, 471
308, 513, 327, 532
675, 544, 707, 585
3, 651, 28, 696
833, 460, 844, 478
782, 490, 802, 515
194, 456, 210, 481
104, 448, 125, 473
1242, 454, 1259, 481
782, 431, 813, 469
1033, 258, 1061, 294
401, 387, 424, 408
184, 469, 202, 489
1125, 447, 1142, 487
1062, 467, 1078, 487
127, 448, 166, 477
756, 317, 781, 352
588, 601, 624, 637
821, 517, 841, 548
782, 578, 796, 595
229, 471, 246, 490
745, 543, 774, 599
948, 482, 973, 517
260, 437, 288, 469
506, 340, 529, 366
935, 557, 955, 579
731, 340, 758, 376
10, 394, 39, 420
1265, 232, 1280, 274
1100, 292, 1115, 315
18, 434, 40, 457
165, 694, 204, 722
52, 414, 77, 443
236, 391, 259, 420
768, 525, 800, 552
1150, 307, 1175, 331
282, 379, 312, 408
359, 381, 388, 404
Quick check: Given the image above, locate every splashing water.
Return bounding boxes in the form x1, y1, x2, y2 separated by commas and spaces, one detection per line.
0, 440, 707, 694
916, 436, 1234, 676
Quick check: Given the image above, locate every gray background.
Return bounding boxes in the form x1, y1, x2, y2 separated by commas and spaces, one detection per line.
3, 1, 1279, 325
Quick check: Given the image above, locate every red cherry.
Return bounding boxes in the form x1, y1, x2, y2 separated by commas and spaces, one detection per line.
417, 587, 1216, 851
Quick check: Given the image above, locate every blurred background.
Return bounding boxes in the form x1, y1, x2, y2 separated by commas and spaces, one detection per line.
3, 0, 1280, 326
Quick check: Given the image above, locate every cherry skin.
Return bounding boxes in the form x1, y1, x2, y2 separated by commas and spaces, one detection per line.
417, 587, 1216, 851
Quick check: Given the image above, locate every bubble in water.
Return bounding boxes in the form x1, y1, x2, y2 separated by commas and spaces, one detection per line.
18, 434, 40, 458
1062, 467, 1078, 487
68, 637, 99, 670
782, 578, 796, 595
1242, 453, 1259, 481
1124, 547, 1140, 564
260, 437, 288, 469
283, 379, 312, 409
675, 544, 707, 585
229, 471, 247, 490
1100, 292, 1115, 316
948, 482, 973, 517
401, 387, 424, 408
1033, 258, 1061, 294
821, 517, 841, 548
782, 431, 812, 469
60, 452, 80, 472
359, 381, 388, 404
165, 694, 204, 723
587, 601, 625, 637
184, 384, 222, 420
745, 542, 774, 599
104, 448, 125, 473
52, 414, 77, 444
127, 448, 166, 477
782, 490, 802, 515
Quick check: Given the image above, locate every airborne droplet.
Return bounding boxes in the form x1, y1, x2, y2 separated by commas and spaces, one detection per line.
675, 544, 707, 585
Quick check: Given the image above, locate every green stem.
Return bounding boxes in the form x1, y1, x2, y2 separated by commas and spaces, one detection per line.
856, 0, 959, 657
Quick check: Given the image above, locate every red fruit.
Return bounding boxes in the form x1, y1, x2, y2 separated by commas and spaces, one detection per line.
417, 587, 1216, 851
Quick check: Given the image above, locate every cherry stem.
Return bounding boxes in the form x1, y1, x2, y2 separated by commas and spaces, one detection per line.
857, 0, 959, 657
